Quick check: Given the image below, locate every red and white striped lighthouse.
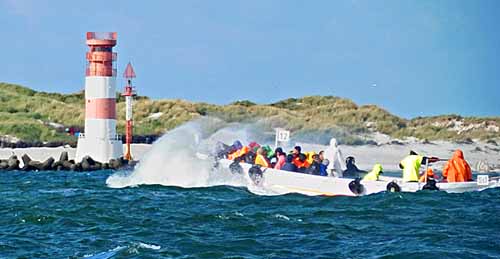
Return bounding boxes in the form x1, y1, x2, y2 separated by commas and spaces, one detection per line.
75, 32, 123, 163
122, 62, 136, 161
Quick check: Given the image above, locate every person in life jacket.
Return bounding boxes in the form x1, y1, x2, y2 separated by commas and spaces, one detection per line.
306, 154, 322, 175
419, 168, 435, 183
362, 164, 383, 181
294, 153, 310, 173
274, 147, 286, 170
323, 138, 346, 176
292, 146, 301, 159
421, 167, 440, 190
442, 149, 472, 182
254, 147, 270, 168
231, 146, 250, 162
291, 146, 304, 167
226, 140, 243, 160
281, 154, 298, 172
305, 151, 316, 165
399, 151, 439, 182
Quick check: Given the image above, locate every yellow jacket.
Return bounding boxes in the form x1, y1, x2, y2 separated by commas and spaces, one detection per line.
363, 164, 383, 181
400, 155, 423, 182
255, 154, 270, 168
305, 152, 316, 164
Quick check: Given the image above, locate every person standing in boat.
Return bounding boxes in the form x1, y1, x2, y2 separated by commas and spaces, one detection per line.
442, 149, 472, 182
399, 151, 439, 182
323, 138, 346, 177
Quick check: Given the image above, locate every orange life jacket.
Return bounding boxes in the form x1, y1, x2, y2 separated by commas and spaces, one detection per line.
293, 157, 310, 168
419, 168, 435, 182
231, 146, 249, 160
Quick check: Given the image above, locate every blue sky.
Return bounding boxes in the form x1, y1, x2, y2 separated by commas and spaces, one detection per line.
0, 0, 499, 118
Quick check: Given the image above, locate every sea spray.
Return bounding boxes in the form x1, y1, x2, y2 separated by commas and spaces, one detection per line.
106, 117, 257, 189
105, 117, 342, 195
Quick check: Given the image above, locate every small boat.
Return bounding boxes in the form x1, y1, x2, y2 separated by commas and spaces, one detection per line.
216, 158, 500, 197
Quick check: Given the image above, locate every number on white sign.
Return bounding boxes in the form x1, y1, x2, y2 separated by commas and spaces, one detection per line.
477, 175, 489, 186
277, 130, 290, 142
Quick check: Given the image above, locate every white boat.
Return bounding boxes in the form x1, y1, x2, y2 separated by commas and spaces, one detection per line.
215, 158, 500, 197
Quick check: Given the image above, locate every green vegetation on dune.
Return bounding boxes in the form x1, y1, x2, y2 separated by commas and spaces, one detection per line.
0, 82, 498, 144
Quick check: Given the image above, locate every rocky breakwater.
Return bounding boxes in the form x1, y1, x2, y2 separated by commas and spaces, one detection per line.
0, 151, 137, 172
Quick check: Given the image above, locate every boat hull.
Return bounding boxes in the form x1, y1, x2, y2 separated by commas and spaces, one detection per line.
217, 159, 500, 196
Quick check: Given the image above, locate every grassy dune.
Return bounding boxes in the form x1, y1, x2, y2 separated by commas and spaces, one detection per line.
0, 82, 498, 144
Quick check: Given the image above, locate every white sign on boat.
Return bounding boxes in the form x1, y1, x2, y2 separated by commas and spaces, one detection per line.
477, 175, 489, 186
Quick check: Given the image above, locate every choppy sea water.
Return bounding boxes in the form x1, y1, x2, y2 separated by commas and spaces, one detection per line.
1, 170, 500, 259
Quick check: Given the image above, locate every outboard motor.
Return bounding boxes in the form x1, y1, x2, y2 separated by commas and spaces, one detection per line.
348, 178, 365, 195
244, 152, 256, 165
386, 181, 401, 192
229, 160, 244, 174
248, 165, 264, 186
422, 178, 439, 191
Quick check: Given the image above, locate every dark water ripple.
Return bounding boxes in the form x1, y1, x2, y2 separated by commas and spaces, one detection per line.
1, 170, 499, 258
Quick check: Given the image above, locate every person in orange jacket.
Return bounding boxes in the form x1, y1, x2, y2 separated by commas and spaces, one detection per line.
230, 146, 250, 161
442, 149, 472, 182
294, 153, 310, 173
419, 168, 435, 183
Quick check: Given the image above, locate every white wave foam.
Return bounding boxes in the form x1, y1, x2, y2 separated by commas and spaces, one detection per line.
106, 118, 252, 189
105, 117, 300, 196
274, 214, 290, 221
137, 242, 161, 250
83, 246, 125, 259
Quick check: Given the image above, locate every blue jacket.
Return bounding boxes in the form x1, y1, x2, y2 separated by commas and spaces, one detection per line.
319, 164, 328, 176
281, 162, 298, 172
307, 162, 321, 175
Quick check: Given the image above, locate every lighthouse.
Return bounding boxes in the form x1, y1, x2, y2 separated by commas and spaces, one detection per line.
75, 32, 123, 163
122, 62, 136, 161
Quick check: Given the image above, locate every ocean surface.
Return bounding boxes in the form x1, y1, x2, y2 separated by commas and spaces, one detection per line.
1, 169, 500, 259
2, 119, 500, 258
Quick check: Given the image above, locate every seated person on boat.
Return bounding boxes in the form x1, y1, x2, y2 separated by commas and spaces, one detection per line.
274, 148, 286, 170
281, 154, 298, 172
343, 156, 367, 178
224, 141, 358, 178
362, 164, 383, 181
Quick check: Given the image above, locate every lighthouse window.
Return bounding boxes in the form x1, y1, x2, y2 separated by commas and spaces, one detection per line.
93, 46, 112, 52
